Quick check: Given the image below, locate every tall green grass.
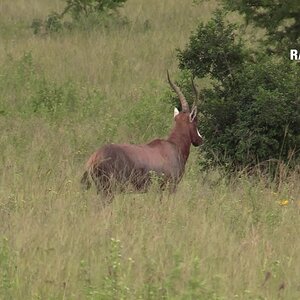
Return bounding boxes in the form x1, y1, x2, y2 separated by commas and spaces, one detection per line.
0, 0, 300, 299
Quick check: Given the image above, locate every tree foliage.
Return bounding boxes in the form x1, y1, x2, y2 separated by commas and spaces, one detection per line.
31, 0, 127, 34
61, 0, 126, 20
223, 0, 300, 52
177, 10, 300, 171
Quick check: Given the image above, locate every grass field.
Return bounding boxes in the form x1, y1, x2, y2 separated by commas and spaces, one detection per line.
0, 1, 300, 299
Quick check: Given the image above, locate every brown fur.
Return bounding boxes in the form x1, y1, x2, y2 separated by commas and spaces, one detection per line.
81, 112, 202, 198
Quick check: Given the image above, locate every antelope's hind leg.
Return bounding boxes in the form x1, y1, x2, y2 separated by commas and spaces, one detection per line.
93, 174, 115, 205
160, 178, 178, 201
97, 185, 114, 206
129, 170, 151, 193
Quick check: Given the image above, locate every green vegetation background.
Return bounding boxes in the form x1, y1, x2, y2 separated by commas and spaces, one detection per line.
0, 1, 299, 299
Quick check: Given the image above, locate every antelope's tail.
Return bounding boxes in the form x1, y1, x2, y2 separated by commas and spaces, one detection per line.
81, 170, 92, 190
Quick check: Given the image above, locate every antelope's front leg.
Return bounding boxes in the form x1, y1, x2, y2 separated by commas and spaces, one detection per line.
159, 176, 177, 194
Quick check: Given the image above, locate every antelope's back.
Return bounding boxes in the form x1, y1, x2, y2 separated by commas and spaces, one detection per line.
86, 141, 181, 179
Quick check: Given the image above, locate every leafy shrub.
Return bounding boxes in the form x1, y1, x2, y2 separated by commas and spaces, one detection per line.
222, 0, 300, 53
30, 18, 43, 35
178, 10, 247, 81
177, 10, 300, 171
65, 0, 127, 20
31, 0, 128, 34
45, 12, 63, 33
31, 13, 63, 35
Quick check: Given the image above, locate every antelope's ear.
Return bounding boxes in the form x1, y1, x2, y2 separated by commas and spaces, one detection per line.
174, 107, 179, 118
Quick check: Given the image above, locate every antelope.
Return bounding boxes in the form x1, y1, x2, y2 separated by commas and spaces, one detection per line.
81, 72, 203, 201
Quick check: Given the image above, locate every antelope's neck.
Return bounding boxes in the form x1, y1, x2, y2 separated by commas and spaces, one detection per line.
167, 125, 191, 163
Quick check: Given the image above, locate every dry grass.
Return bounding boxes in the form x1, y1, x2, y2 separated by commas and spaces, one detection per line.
0, 0, 300, 299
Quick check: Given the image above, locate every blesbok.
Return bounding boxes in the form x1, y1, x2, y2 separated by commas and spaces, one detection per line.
81, 72, 203, 200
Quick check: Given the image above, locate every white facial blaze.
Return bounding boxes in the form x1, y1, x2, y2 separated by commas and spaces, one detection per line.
174, 107, 179, 118
197, 128, 202, 138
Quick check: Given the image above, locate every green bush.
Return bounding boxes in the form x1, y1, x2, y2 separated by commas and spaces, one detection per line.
222, 0, 300, 53
31, 0, 128, 34
45, 12, 63, 33
65, 0, 127, 21
177, 11, 300, 171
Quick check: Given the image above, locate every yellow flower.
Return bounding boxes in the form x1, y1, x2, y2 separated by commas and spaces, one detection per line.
278, 199, 289, 206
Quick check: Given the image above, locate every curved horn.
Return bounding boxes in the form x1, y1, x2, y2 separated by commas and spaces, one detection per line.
191, 76, 200, 105
167, 70, 190, 112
